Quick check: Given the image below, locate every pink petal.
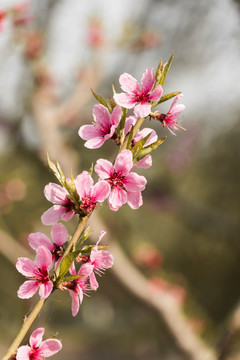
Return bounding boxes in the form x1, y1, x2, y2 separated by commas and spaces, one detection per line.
75, 171, 94, 199
135, 154, 152, 169
134, 103, 152, 118
170, 104, 186, 116
39, 339, 62, 357
84, 136, 106, 149
113, 93, 136, 108
39, 281, 53, 300
29, 327, 44, 348
169, 94, 183, 112
123, 172, 147, 192
94, 159, 114, 179
108, 187, 127, 211
44, 183, 68, 204
17, 280, 39, 299
89, 272, 99, 290
119, 72, 139, 93
124, 115, 137, 135
114, 149, 133, 175
69, 262, 76, 275
35, 246, 53, 271
91, 181, 110, 202
134, 128, 157, 146
148, 84, 163, 101
111, 105, 122, 126
79, 263, 94, 277
51, 223, 68, 246
69, 290, 80, 316
16, 257, 36, 277
16, 345, 31, 360
61, 210, 75, 222
78, 124, 102, 140
28, 232, 53, 252
141, 68, 155, 94
127, 191, 143, 209
92, 104, 111, 129
41, 205, 66, 226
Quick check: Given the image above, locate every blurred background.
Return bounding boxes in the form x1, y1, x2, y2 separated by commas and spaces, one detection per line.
0, 0, 240, 359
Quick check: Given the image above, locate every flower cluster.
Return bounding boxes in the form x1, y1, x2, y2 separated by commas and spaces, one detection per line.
10, 57, 185, 360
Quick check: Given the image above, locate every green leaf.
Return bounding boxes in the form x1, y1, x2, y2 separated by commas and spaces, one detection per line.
61, 275, 83, 282
76, 226, 93, 248
132, 132, 152, 162
159, 53, 174, 86
154, 58, 163, 89
117, 107, 127, 138
126, 126, 134, 150
135, 137, 167, 161
91, 89, 112, 112
47, 154, 66, 187
154, 91, 181, 108
57, 250, 81, 281
89, 163, 94, 176
80, 244, 108, 254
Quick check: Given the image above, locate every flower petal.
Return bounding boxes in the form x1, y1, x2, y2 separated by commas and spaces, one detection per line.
29, 327, 44, 348
89, 272, 99, 290
16, 345, 31, 360
134, 103, 152, 118
78, 124, 102, 140
114, 149, 133, 175
94, 159, 114, 179
123, 172, 147, 192
44, 183, 68, 204
148, 84, 163, 101
39, 281, 53, 300
35, 246, 53, 271
61, 210, 75, 222
92, 103, 111, 129
91, 181, 110, 202
17, 280, 39, 299
39, 339, 62, 357
110, 105, 122, 126
141, 68, 155, 94
135, 154, 152, 169
84, 136, 106, 149
51, 223, 68, 246
127, 191, 143, 209
16, 257, 36, 277
113, 93, 136, 108
75, 171, 94, 199
124, 116, 137, 135
28, 232, 53, 252
119, 73, 139, 93
108, 187, 127, 211
69, 289, 80, 316
41, 205, 66, 226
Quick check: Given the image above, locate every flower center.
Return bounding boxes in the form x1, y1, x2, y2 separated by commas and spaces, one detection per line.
80, 196, 96, 213
34, 268, 49, 284
135, 90, 149, 104
107, 172, 125, 189
51, 245, 64, 261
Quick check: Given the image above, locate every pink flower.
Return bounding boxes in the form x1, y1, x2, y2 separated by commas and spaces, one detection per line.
16, 246, 53, 300
75, 171, 110, 214
28, 223, 68, 266
133, 128, 158, 169
94, 149, 147, 211
16, 327, 62, 360
114, 68, 163, 118
124, 115, 137, 135
159, 94, 185, 135
79, 104, 122, 149
0, 9, 7, 30
41, 183, 75, 226
68, 262, 93, 316
88, 231, 114, 290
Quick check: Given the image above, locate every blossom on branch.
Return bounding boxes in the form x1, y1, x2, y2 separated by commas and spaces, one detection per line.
79, 104, 122, 149
95, 149, 147, 211
133, 128, 158, 169
158, 94, 185, 135
16, 327, 62, 360
41, 183, 75, 226
75, 171, 110, 214
28, 223, 68, 266
16, 246, 53, 300
114, 68, 163, 118
88, 231, 114, 290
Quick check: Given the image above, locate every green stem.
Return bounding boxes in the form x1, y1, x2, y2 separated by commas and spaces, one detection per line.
119, 117, 145, 152
2, 299, 45, 360
2, 216, 89, 360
